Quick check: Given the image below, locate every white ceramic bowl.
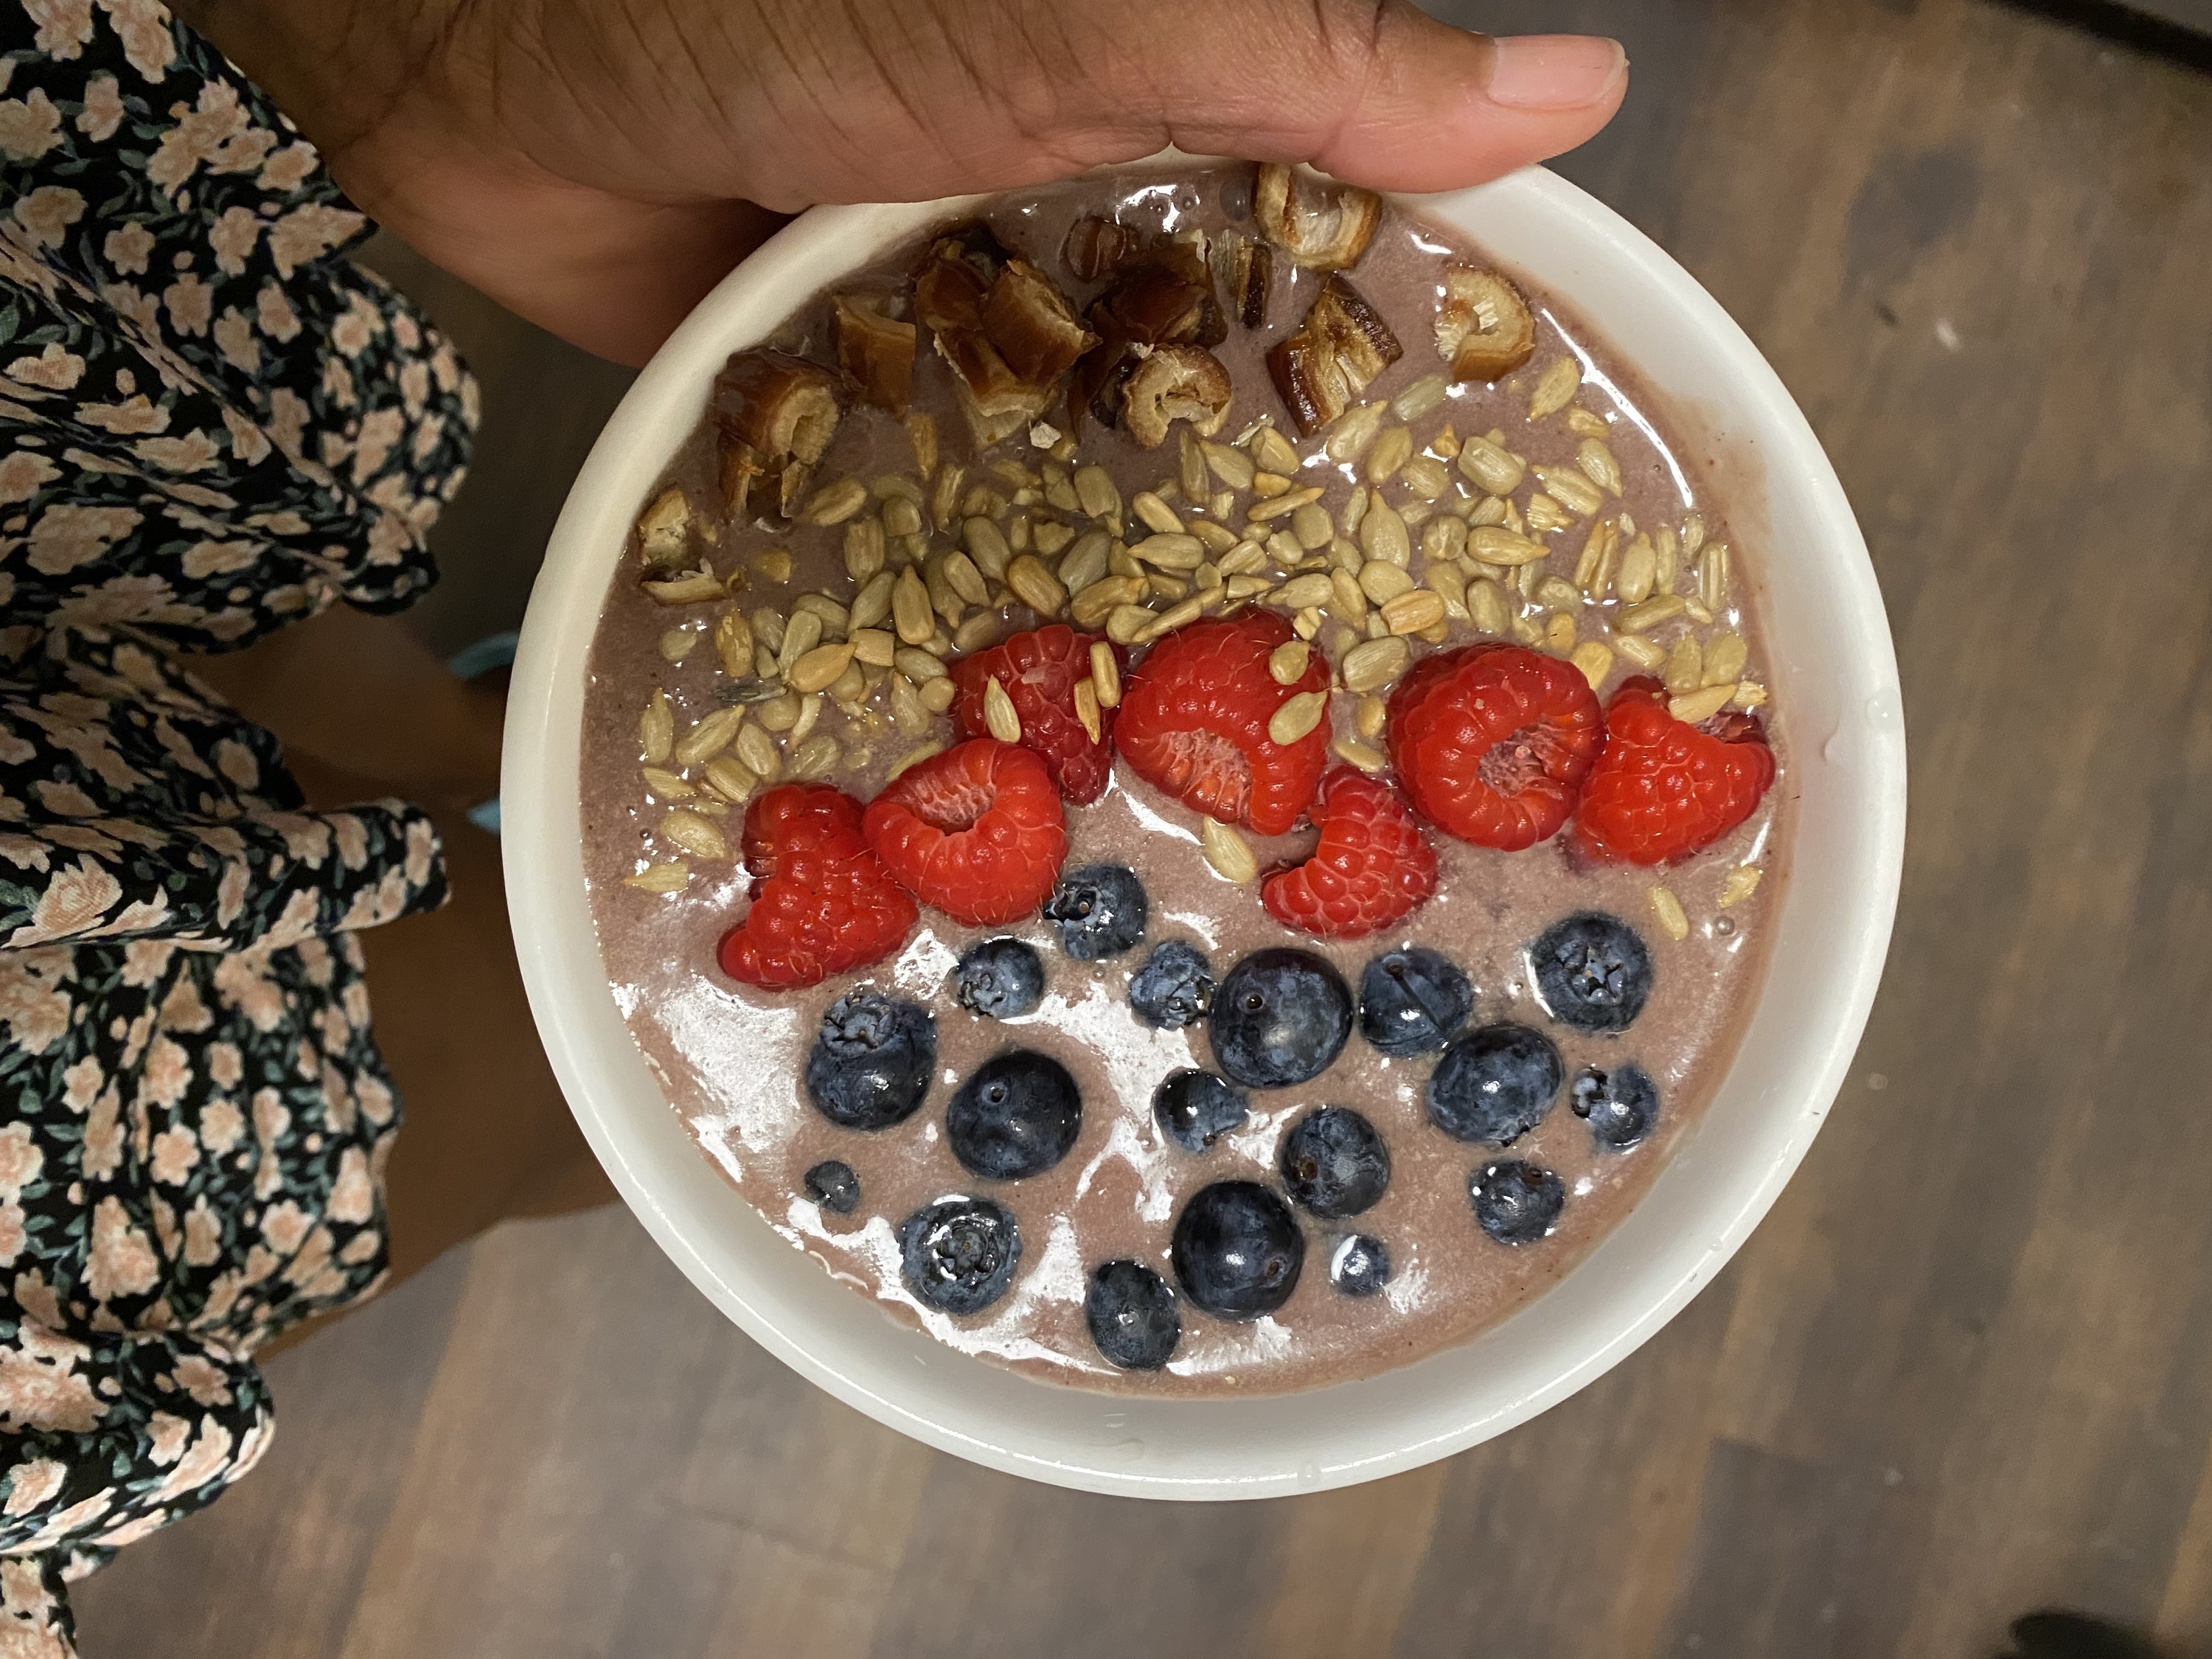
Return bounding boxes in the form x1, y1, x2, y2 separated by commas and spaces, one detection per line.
504, 159, 1906, 1499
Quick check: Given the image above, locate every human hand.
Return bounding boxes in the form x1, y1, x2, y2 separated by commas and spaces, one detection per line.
187, 0, 1625, 365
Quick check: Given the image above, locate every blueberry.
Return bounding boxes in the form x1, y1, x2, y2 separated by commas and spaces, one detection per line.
803, 1159, 860, 1214
1278, 1106, 1391, 1219
1170, 1180, 1306, 1320
1208, 948, 1354, 1089
946, 1049, 1083, 1180
1043, 863, 1148, 960
1470, 1160, 1565, 1245
1426, 1022, 1564, 1145
1572, 1062, 1660, 1151
1085, 1259, 1182, 1370
898, 1196, 1022, 1314
1329, 1234, 1392, 1297
1129, 939, 1214, 1029
804, 992, 936, 1130
1357, 947, 1474, 1058
1530, 911, 1652, 1034
1152, 1068, 1249, 1152
953, 938, 1046, 1019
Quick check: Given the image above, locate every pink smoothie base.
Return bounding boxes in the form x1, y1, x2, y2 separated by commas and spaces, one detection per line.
502, 155, 1906, 1500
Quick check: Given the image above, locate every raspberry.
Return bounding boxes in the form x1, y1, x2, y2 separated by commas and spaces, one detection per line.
862, 738, 1068, 925
1570, 677, 1776, 864
949, 625, 1122, 804
1116, 611, 1329, 836
717, 784, 917, 990
1386, 643, 1602, 850
1261, 767, 1438, 939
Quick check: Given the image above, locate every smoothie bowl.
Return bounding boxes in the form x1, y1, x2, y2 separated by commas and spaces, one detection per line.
504, 156, 1904, 1497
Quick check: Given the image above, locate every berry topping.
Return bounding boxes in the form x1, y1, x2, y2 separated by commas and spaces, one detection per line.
1152, 1069, 1249, 1152
946, 1049, 1084, 1180
1171, 1180, 1306, 1321
1357, 947, 1473, 1058
952, 937, 1047, 1019
899, 1197, 1022, 1315
1279, 1106, 1391, 1219
1571, 676, 1777, 865
1573, 1062, 1660, 1151
1128, 939, 1214, 1029
1261, 767, 1438, 939
1470, 1160, 1565, 1245
1043, 863, 1148, 960
1085, 1259, 1182, 1370
803, 1159, 860, 1214
950, 624, 1124, 804
1329, 1234, 1393, 1297
803, 992, 936, 1130
1208, 947, 1354, 1088
1116, 611, 1329, 835
1530, 911, 1652, 1034
717, 784, 917, 990
1426, 1022, 1564, 1145
862, 739, 1067, 927
1386, 643, 1603, 850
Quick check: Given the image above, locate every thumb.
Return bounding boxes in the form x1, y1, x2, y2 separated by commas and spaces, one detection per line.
1009, 2, 1627, 196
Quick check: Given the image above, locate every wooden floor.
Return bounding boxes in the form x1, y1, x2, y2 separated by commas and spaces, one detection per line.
72, 0, 2212, 1653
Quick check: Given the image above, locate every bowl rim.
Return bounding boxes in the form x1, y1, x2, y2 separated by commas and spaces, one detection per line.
502, 159, 1907, 1499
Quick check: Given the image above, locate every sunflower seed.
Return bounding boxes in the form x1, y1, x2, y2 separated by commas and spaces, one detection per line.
1071, 574, 1143, 628
1274, 572, 1338, 609
788, 734, 841, 779
1427, 560, 1469, 619
1704, 631, 1749, 686
1329, 568, 1369, 621
1072, 678, 1102, 743
1615, 535, 1657, 605
1457, 434, 1525, 496
891, 568, 934, 644
753, 692, 800, 734
1355, 694, 1388, 738
919, 677, 959, 713
1138, 597, 1204, 641
893, 645, 945, 682
642, 572, 725, 606
1326, 403, 1387, 465
1543, 611, 1577, 653
1700, 543, 1731, 611
1034, 520, 1073, 557
625, 859, 692, 893
787, 641, 857, 695
1088, 640, 1122, 709
641, 765, 692, 798
982, 676, 1023, 742
1333, 737, 1388, 772
1534, 577, 1582, 610
1528, 356, 1582, 420
1358, 501, 1411, 567
1654, 525, 1679, 592
1365, 425, 1413, 484
952, 611, 1000, 654
1526, 492, 1576, 534
1006, 554, 1068, 616
793, 592, 849, 637
1268, 640, 1312, 685
1468, 526, 1549, 566
1354, 561, 1411, 606
1248, 486, 1325, 523
1576, 439, 1623, 496
1269, 689, 1328, 745
1663, 635, 1705, 694
1619, 595, 1688, 633
671, 705, 742, 768
1615, 634, 1667, 670
1399, 455, 1450, 500
1340, 635, 1412, 694
1570, 640, 1615, 691
1683, 512, 1706, 557
754, 548, 794, 583
801, 477, 867, 526
1720, 866, 1764, 908
1134, 533, 1206, 571
1106, 604, 1156, 644
1669, 684, 1738, 724
696, 755, 754, 803
1055, 529, 1111, 596
1382, 588, 1446, 635
888, 674, 931, 736
1467, 577, 1511, 636
1075, 465, 1121, 521
1573, 519, 1618, 597
1648, 883, 1689, 942
662, 808, 728, 861
1200, 816, 1258, 883
1392, 373, 1449, 421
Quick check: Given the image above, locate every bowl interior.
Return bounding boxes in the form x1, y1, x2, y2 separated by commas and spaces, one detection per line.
503, 162, 1906, 1499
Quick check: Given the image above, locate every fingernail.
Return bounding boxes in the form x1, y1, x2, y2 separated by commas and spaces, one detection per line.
1485, 35, 1628, 111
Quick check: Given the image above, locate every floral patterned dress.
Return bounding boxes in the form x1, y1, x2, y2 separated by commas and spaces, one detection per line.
0, 5, 476, 1652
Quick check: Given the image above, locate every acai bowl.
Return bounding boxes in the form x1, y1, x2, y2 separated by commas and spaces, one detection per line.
504, 154, 1905, 1498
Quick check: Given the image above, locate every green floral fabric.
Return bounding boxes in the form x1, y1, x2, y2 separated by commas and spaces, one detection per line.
0, 4, 475, 1651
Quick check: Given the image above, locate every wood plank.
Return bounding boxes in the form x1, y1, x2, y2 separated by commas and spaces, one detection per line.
68, 1, 2212, 1655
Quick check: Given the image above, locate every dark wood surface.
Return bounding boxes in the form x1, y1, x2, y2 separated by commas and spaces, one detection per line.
72, 0, 2212, 1652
